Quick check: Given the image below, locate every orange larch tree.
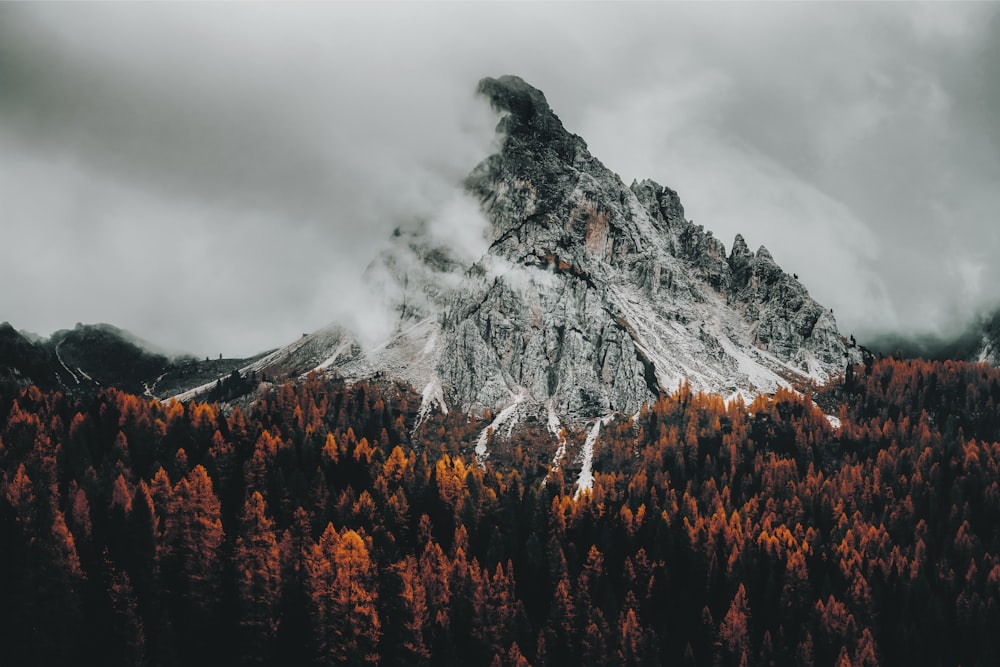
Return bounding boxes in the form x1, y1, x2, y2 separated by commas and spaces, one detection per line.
235, 490, 283, 663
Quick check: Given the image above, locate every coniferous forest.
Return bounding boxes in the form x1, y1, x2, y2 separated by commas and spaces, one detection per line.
2, 359, 1000, 666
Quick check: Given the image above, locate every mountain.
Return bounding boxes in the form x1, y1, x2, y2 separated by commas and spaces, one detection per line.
0, 322, 57, 389
189, 75, 858, 430
0, 322, 270, 398
47, 323, 172, 391
1, 76, 860, 438
0, 322, 175, 394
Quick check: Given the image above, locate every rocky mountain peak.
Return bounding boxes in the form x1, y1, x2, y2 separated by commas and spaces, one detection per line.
476, 75, 575, 148
730, 234, 750, 259
727, 234, 754, 288
754, 245, 775, 263
630, 179, 687, 231
159, 76, 858, 451
0, 75, 866, 488
467, 77, 588, 229
327, 75, 859, 426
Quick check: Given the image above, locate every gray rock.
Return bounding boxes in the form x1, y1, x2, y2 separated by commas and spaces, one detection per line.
249, 75, 859, 426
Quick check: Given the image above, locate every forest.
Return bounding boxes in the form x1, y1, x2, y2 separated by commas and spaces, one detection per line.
1, 358, 999, 666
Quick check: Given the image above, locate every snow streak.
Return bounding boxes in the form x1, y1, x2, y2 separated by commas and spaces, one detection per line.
575, 415, 614, 499
475, 390, 525, 467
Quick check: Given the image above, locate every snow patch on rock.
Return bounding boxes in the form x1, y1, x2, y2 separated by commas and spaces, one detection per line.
55, 341, 79, 385
575, 414, 614, 498
545, 402, 570, 482
316, 339, 353, 371
415, 375, 448, 432
475, 389, 526, 467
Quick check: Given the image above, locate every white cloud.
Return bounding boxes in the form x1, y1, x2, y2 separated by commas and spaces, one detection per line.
0, 2, 998, 355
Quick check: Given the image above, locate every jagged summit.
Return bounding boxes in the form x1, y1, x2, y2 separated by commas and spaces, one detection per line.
0, 75, 864, 487
225, 75, 859, 433
163, 76, 855, 425
476, 75, 573, 146
2, 76, 858, 449
476, 75, 550, 121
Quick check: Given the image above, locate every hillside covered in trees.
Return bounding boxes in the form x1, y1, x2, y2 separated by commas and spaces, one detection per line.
2, 359, 1000, 666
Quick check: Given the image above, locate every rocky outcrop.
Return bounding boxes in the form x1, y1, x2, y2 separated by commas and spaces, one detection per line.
4, 75, 860, 424
339, 76, 854, 422
228, 75, 858, 425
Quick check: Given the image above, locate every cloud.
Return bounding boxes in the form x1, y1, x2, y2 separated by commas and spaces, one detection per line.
0, 3, 998, 356
0, 4, 499, 357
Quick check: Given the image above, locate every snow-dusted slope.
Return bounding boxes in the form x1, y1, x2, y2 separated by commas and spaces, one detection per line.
170, 323, 360, 402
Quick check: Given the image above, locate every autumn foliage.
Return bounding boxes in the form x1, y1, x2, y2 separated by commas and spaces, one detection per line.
1, 359, 1000, 666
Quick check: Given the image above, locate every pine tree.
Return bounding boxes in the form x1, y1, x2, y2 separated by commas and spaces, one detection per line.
165, 465, 224, 660
106, 564, 147, 667
235, 491, 282, 663
381, 555, 431, 666
306, 525, 381, 665
717, 584, 751, 667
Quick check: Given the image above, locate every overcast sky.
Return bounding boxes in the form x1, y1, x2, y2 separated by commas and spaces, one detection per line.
2, 3, 999, 358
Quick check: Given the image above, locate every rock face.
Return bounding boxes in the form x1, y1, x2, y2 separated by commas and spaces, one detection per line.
0, 75, 859, 451
168, 75, 856, 424
312, 75, 855, 422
